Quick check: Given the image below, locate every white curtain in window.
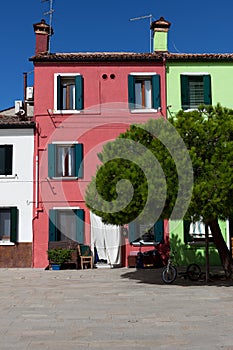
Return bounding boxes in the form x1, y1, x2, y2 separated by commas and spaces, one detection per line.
58, 210, 76, 240
57, 147, 65, 176
68, 147, 75, 176
70, 84, 75, 109
189, 220, 211, 237
135, 82, 142, 107
144, 80, 152, 108
57, 146, 74, 176
90, 212, 121, 266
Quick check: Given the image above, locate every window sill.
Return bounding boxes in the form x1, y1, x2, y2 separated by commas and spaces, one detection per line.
0, 175, 16, 179
132, 241, 160, 247
49, 177, 79, 181
187, 241, 215, 246
130, 108, 160, 114
0, 241, 15, 246
183, 108, 198, 112
53, 110, 81, 114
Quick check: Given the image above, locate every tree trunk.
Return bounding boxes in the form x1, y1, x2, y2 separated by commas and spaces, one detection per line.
208, 218, 233, 278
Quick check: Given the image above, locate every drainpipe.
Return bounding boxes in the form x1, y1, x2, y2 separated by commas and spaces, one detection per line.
23, 72, 27, 116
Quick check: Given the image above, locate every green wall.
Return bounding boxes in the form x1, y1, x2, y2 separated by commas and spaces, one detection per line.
169, 220, 228, 266
166, 62, 233, 116
166, 61, 232, 266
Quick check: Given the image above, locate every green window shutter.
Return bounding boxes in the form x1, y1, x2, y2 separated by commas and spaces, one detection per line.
128, 75, 135, 109
75, 144, 83, 178
10, 207, 18, 243
49, 209, 57, 242
203, 75, 212, 105
128, 221, 138, 243
152, 75, 161, 109
181, 75, 189, 110
57, 75, 62, 110
154, 220, 164, 243
75, 209, 84, 243
75, 75, 84, 110
183, 220, 192, 244
48, 144, 56, 178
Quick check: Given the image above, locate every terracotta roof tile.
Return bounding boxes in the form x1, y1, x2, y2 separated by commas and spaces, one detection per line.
0, 114, 35, 128
166, 53, 233, 60
30, 52, 165, 62
30, 51, 233, 62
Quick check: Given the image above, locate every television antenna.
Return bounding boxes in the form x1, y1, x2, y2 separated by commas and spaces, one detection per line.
41, 0, 55, 52
129, 14, 153, 53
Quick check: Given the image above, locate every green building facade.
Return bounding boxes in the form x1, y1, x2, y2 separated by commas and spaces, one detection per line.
166, 59, 233, 117
150, 17, 233, 266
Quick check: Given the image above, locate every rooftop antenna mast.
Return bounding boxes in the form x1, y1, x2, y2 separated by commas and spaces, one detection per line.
41, 0, 55, 53
129, 14, 153, 53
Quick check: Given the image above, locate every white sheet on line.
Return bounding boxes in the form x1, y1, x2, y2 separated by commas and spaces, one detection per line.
90, 212, 121, 266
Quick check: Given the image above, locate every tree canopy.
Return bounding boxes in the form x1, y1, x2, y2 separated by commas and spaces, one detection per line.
85, 104, 233, 275
86, 104, 233, 223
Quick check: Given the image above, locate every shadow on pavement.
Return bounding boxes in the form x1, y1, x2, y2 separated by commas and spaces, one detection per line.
120, 267, 233, 287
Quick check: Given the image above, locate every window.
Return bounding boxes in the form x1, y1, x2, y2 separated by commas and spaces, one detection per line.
0, 207, 18, 243
183, 220, 213, 243
128, 220, 164, 244
55, 74, 84, 111
181, 74, 212, 110
49, 209, 84, 243
128, 74, 161, 111
48, 143, 83, 178
0, 145, 13, 175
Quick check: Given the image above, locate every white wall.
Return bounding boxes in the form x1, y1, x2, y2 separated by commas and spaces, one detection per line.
0, 128, 34, 242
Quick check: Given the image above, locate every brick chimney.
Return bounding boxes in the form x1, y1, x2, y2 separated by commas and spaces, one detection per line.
150, 17, 171, 52
33, 19, 53, 54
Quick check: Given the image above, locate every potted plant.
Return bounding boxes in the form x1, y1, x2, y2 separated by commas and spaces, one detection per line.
47, 248, 73, 270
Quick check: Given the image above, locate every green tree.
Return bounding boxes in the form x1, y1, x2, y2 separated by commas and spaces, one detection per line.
85, 104, 233, 277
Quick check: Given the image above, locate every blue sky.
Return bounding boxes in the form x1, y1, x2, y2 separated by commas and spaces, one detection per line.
0, 0, 233, 111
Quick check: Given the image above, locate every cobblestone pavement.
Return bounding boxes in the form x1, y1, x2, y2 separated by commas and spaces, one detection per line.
0, 267, 233, 350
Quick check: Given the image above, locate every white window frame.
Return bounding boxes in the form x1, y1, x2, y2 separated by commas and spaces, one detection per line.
51, 207, 81, 242
0, 144, 15, 179
54, 73, 81, 114
130, 72, 160, 113
181, 72, 210, 112
0, 208, 15, 245
51, 141, 79, 180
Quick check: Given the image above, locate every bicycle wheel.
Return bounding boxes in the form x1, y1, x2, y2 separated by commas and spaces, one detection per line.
186, 263, 201, 281
161, 265, 177, 284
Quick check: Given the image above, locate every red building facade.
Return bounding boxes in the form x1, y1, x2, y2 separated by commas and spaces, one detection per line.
31, 19, 169, 268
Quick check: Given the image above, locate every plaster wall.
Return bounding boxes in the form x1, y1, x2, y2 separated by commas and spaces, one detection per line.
169, 220, 227, 266
33, 61, 167, 267
0, 129, 34, 243
166, 62, 233, 115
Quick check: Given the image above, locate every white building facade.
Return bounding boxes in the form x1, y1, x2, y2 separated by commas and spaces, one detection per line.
0, 111, 34, 267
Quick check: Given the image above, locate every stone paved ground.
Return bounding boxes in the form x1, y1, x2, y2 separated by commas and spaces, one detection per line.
0, 267, 233, 350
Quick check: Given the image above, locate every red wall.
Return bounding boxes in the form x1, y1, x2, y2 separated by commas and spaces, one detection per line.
33, 61, 167, 267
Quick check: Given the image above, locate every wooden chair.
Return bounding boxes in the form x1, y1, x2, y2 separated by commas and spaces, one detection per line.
78, 244, 93, 269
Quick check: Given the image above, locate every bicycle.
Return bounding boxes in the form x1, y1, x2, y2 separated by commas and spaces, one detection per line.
161, 252, 202, 284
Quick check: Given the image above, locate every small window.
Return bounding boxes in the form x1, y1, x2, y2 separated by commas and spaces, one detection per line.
56, 74, 84, 111
128, 220, 164, 244
181, 74, 212, 110
183, 219, 213, 243
128, 74, 161, 111
0, 145, 13, 175
49, 209, 84, 243
48, 143, 83, 179
0, 207, 18, 243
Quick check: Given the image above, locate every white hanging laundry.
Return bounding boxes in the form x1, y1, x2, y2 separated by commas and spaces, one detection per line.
90, 212, 121, 267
